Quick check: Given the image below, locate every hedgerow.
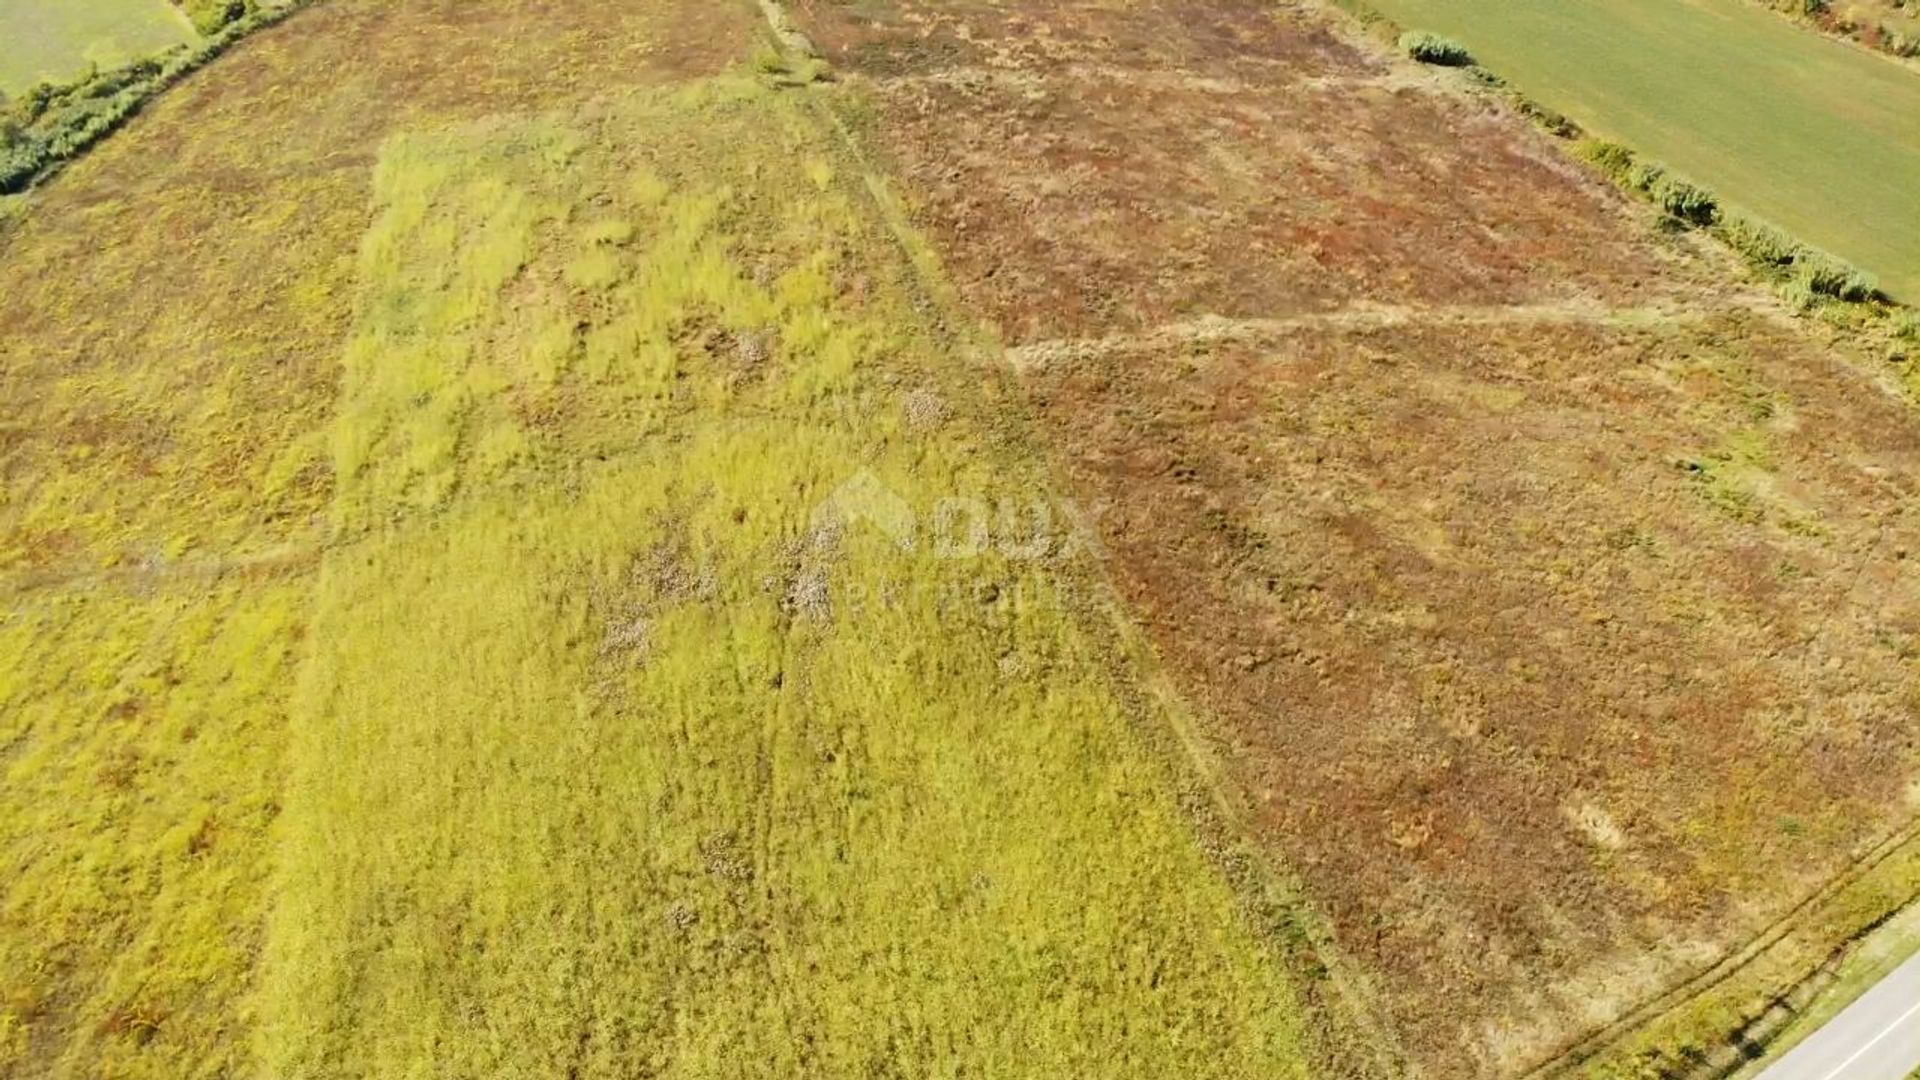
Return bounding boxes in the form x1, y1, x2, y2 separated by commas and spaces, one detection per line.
179, 0, 251, 35
1569, 137, 1884, 306
0, 0, 314, 195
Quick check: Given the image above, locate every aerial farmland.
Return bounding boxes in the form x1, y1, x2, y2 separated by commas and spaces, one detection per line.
0, 1, 1917, 1078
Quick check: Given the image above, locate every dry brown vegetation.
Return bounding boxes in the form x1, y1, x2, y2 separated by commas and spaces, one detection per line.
792, 0, 1920, 1073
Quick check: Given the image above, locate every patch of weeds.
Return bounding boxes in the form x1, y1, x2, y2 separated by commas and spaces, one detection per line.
1604, 524, 1656, 552
255, 81, 1324, 1079
581, 218, 636, 247
1682, 429, 1775, 525
177, 0, 250, 36
1574, 138, 1637, 184
565, 246, 626, 290
1399, 30, 1474, 66
752, 41, 832, 87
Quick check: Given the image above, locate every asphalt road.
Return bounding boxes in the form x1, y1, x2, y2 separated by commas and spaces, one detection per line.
1756, 948, 1920, 1080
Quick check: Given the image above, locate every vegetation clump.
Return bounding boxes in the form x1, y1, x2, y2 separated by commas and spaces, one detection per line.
1717, 211, 1801, 267
1399, 30, 1474, 66
177, 0, 250, 35
1792, 248, 1880, 302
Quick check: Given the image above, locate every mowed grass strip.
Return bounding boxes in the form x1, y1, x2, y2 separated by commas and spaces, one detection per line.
1362, 0, 1920, 299
0, 0, 198, 93
255, 79, 1316, 1078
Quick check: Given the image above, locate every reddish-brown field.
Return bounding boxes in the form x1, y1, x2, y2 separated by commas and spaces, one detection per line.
794, 0, 1920, 1072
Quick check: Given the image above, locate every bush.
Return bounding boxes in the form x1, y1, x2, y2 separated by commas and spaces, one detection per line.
0, 140, 48, 194
1574, 138, 1636, 184
1718, 212, 1801, 266
179, 0, 249, 36
1400, 31, 1474, 66
1587, 152, 1718, 225
1794, 250, 1879, 301
1516, 98, 1578, 139
1646, 171, 1717, 225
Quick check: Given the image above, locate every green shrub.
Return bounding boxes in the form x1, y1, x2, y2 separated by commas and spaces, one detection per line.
18, 82, 56, 122
1780, 274, 1819, 312
1399, 31, 1474, 66
0, 140, 47, 194
1516, 97, 1579, 139
1623, 157, 1666, 193
1794, 250, 1879, 301
1718, 212, 1801, 266
179, 0, 249, 35
1647, 171, 1718, 225
1589, 153, 1719, 225
1573, 138, 1636, 183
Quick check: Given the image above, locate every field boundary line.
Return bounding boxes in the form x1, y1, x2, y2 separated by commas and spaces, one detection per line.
1003, 302, 1711, 370
1734, 0, 1920, 73
856, 62, 1439, 96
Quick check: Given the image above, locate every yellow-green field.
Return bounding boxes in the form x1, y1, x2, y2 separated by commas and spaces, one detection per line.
257, 82, 1320, 1077
0, 4, 1339, 1074
1363, 0, 1920, 299
0, 0, 198, 92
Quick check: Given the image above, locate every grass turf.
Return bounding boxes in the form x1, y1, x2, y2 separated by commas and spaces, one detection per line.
0, 0, 199, 93
1362, 0, 1920, 300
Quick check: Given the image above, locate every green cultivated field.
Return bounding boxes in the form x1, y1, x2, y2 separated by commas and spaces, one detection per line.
0, 0, 198, 92
1365, 0, 1920, 300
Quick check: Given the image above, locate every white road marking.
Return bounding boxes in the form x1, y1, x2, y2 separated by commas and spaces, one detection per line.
1813, 997, 1920, 1080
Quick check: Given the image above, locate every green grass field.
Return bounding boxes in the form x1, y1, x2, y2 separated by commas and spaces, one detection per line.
0, 0, 198, 93
1363, 0, 1920, 300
